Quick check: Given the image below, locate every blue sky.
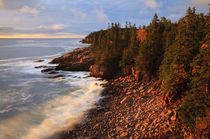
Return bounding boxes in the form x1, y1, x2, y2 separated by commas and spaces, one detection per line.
0, 0, 209, 38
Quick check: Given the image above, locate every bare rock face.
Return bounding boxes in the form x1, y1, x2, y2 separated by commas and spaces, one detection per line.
50, 47, 95, 71
89, 64, 112, 79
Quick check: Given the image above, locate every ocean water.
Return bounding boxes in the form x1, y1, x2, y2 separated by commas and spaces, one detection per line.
0, 38, 105, 139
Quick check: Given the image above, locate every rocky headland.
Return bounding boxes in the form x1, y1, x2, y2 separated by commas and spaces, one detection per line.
50, 47, 95, 71
42, 46, 113, 79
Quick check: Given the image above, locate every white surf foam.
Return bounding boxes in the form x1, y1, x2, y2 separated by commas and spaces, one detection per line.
21, 79, 105, 139
0, 77, 106, 139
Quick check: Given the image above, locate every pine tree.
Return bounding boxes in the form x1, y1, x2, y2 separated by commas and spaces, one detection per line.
178, 42, 209, 131
135, 13, 164, 78
160, 7, 203, 95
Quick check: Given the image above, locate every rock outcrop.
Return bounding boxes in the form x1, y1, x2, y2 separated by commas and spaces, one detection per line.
89, 64, 112, 79
47, 47, 117, 79
50, 47, 95, 71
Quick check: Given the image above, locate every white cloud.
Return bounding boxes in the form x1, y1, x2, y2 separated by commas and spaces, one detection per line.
70, 9, 87, 20
52, 24, 64, 30
0, 0, 3, 7
188, 0, 209, 7
36, 24, 65, 31
94, 10, 110, 23
37, 25, 48, 30
19, 5, 40, 15
139, 0, 162, 9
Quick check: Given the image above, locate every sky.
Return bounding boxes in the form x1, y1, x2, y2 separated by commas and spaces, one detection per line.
0, 0, 209, 38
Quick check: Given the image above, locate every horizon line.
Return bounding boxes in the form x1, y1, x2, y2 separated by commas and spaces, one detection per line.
0, 37, 84, 39
0, 33, 86, 39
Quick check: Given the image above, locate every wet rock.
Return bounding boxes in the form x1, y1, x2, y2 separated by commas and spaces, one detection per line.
47, 75, 65, 79
41, 68, 55, 73
34, 59, 44, 62
48, 71, 59, 74
35, 66, 44, 69
35, 65, 53, 69
100, 83, 108, 88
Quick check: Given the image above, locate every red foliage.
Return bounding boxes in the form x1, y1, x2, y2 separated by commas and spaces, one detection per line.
200, 44, 208, 49
109, 41, 113, 45
137, 29, 147, 41
192, 68, 197, 73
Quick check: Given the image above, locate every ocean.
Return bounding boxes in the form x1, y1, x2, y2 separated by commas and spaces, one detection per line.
0, 38, 105, 139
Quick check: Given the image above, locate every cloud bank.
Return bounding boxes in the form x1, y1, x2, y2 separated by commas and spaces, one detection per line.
0, 0, 209, 38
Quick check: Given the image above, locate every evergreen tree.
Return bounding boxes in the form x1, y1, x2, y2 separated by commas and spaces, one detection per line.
160, 7, 204, 96
178, 43, 209, 131
177, 8, 210, 131
135, 13, 164, 78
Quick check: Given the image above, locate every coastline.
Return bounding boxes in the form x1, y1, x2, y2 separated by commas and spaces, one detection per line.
47, 46, 208, 138
53, 75, 186, 138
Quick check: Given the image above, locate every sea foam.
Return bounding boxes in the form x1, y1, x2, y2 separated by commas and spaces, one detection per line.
0, 75, 105, 139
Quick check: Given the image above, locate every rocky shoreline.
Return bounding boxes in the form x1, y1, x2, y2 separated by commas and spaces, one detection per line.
53, 75, 191, 138
41, 47, 208, 138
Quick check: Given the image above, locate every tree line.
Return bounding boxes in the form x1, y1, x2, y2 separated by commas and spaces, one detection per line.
83, 7, 209, 132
